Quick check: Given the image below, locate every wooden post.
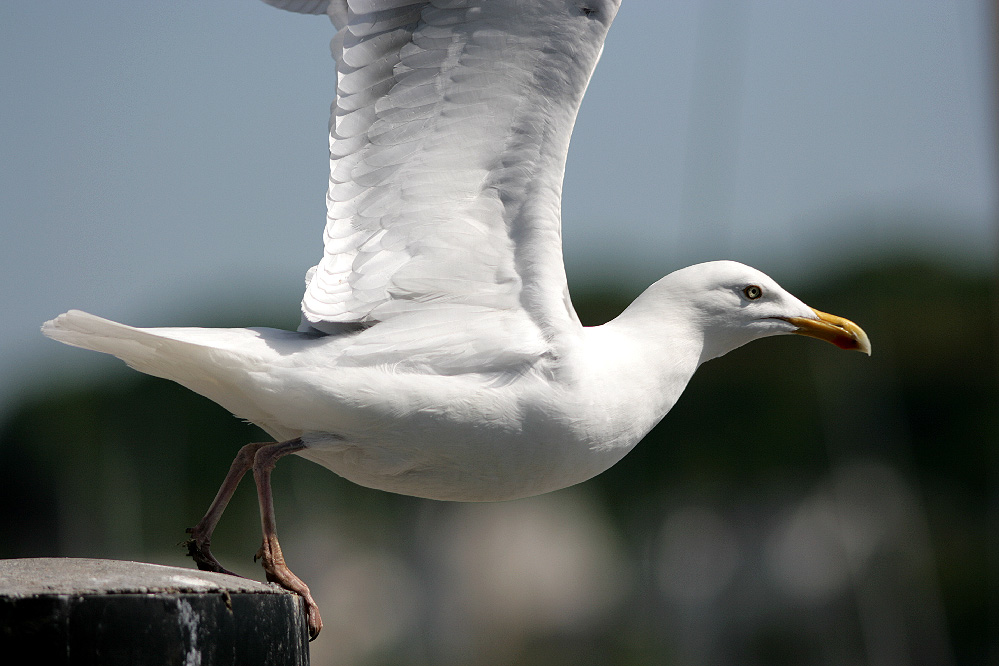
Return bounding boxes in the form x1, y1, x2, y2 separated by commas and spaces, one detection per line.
0, 558, 310, 665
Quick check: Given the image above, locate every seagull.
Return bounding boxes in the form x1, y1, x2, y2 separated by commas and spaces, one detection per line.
42, 0, 870, 640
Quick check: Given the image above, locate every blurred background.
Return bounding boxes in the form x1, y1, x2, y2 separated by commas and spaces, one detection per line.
1, 1, 995, 665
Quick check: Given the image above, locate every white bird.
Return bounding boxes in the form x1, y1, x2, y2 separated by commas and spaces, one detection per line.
42, 0, 870, 640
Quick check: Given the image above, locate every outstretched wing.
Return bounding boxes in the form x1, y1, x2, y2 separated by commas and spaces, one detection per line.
267, 0, 620, 339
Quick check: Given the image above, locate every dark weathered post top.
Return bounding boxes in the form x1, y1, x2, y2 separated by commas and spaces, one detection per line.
0, 558, 310, 665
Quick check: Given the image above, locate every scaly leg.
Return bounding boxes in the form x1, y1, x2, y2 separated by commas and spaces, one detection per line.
185, 441, 271, 575
251, 438, 323, 640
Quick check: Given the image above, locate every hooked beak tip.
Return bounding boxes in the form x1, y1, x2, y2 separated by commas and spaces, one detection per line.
784, 308, 871, 355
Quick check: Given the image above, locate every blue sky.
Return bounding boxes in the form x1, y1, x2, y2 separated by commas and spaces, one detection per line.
1, 1, 995, 415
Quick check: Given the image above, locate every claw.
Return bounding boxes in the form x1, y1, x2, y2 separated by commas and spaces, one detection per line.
184, 529, 240, 577
256, 539, 323, 640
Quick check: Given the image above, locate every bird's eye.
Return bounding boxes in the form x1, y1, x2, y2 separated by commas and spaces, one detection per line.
743, 285, 763, 300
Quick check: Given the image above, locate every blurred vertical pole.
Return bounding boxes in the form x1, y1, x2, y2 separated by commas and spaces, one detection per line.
813, 346, 957, 666
678, 0, 750, 262
989, 0, 998, 662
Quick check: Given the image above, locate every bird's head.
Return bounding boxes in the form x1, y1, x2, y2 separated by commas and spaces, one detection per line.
633, 260, 871, 363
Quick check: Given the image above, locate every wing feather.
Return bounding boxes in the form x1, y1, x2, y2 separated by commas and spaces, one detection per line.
267, 0, 620, 339
261, 0, 333, 16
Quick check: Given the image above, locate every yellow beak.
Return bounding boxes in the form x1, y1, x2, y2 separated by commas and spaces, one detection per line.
783, 308, 871, 355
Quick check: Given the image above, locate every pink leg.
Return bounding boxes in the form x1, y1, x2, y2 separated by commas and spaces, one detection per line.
185, 441, 269, 575
251, 439, 323, 640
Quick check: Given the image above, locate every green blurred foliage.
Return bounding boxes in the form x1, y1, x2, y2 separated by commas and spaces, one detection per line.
0, 258, 994, 665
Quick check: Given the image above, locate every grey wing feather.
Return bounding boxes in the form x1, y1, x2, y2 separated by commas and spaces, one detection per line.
264, 0, 620, 340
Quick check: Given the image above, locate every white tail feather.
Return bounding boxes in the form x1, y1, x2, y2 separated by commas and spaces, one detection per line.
41, 310, 309, 440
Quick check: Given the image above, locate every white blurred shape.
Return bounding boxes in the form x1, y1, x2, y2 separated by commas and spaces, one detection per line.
830, 461, 915, 562
766, 461, 918, 601
440, 491, 628, 634
310, 549, 420, 666
656, 506, 741, 605
766, 494, 850, 599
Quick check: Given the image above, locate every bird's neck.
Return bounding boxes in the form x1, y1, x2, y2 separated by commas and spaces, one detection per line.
572, 302, 705, 447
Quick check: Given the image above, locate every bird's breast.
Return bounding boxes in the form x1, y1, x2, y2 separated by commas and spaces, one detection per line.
291, 372, 643, 502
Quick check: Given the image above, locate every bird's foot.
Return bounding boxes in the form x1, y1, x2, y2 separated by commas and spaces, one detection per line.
183, 527, 240, 577
255, 540, 323, 640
